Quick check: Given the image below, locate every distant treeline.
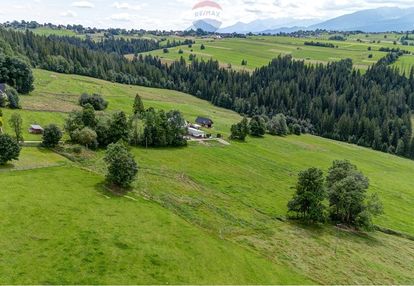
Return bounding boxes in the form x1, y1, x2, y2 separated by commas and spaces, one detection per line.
42, 35, 194, 56
328, 35, 346, 41
377, 48, 411, 66
2, 28, 414, 159
304, 41, 336, 48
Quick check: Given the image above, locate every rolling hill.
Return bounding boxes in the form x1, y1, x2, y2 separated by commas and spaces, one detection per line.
310, 7, 414, 32
217, 7, 414, 34
1, 69, 414, 284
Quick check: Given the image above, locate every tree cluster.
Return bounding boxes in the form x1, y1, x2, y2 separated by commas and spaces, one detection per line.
138, 108, 187, 147
0, 85, 20, 109
0, 53, 34, 94
79, 93, 108, 110
288, 160, 384, 230
304, 41, 336, 48
65, 100, 187, 149
0, 133, 20, 165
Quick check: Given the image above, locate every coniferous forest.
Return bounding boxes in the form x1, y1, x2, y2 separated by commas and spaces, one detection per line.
1, 28, 414, 158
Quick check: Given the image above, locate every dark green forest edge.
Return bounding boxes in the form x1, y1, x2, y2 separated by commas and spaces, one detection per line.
1, 28, 414, 160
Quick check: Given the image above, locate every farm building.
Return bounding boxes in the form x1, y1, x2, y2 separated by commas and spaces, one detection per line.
29, 125, 44, 134
189, 123, 202, 129
196, 117, 213, 128
188, 127, 206, 138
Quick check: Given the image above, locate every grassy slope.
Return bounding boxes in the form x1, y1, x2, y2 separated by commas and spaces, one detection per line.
139, 36, 397, 70
1, 69, 414, 283
0, 155, 306, 284
139, 35, 414, 73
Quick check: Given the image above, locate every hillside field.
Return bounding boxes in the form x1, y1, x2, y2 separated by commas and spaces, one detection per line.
1, 69, 414, 284
18, 27, 414, 73
139, 35, 414, 72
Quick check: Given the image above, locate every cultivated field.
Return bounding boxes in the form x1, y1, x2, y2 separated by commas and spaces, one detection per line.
1, 69, 414, 284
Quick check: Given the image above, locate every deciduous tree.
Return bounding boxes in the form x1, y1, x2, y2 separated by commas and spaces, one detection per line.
288, 168, 326, 222
104, 142, 138, 188
0, 134, 20, 165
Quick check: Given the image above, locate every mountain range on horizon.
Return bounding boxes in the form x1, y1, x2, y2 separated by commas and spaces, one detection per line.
215, 7, 414, 34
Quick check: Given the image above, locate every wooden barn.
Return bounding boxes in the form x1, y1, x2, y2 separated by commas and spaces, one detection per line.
29, 125, 44, 134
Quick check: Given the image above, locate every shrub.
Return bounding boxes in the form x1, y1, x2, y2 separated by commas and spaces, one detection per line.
104, 142, 138, 188
0, 134, 20, 165
6, 87, 20, 109
288, 168, 326, 223
8, 113, 23, 142
267, 114, 288, 136
326, 160, 383, 230
42, 124, 62, 148
230, 117, 249, 141
133, 93, 145, 115
292, 124, 301, 135
79, 93, 108, 111
249, 116, 266, 137
74, 127, 97, 148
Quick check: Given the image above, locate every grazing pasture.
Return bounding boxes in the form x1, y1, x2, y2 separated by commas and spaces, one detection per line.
1, 69, 414, 284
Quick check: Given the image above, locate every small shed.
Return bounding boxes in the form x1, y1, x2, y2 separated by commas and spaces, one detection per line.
29, 124, 44, 134
188, 127, 206, 138
196, 117, 213, 128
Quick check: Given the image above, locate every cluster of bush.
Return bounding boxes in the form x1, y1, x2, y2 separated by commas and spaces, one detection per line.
0, 85, 21, 109
230, 114, 312, 141
79, 93, 108, 111
65, 94, 187, 150
328, 35, 346, 41
304, 41, 336, 48
288, 160, 383, 230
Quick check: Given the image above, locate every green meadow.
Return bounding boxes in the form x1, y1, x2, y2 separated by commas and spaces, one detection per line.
140, 36, 387, 70
22, 27, 414, 73
1, 69, 414, 284
140, 34, 414, 73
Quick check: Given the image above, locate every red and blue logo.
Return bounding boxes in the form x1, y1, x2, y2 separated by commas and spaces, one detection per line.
192, 1, 223, 32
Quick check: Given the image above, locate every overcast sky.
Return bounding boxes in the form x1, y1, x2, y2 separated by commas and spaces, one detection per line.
0, 0, 413, 30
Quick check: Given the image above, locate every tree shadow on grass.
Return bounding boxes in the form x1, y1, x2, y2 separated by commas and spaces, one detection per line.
0, 162, 15, 171
286, 219, 383, 247
94, 181, 133, 198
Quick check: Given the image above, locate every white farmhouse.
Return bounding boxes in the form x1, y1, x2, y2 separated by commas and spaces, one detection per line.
188, 127, 206, 138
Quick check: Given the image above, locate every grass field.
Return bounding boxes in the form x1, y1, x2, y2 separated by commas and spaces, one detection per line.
17, 27, 414, 73
138, 35, 398, 71
1, 152, 306, 284
1, 69, 414, 283
139, 34, 414, 73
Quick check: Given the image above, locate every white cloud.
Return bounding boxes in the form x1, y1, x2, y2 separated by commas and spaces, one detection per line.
72, 1, 95, 8
61, 10, 77, 18
112, 2, 142, 11
110, 13, 131, 21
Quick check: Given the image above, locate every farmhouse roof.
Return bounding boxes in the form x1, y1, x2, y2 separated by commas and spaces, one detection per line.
196, 116, 213, 125
30, 124, 44, 130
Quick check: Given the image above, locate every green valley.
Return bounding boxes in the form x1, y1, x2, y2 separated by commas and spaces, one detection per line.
1, 69, 414, 284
